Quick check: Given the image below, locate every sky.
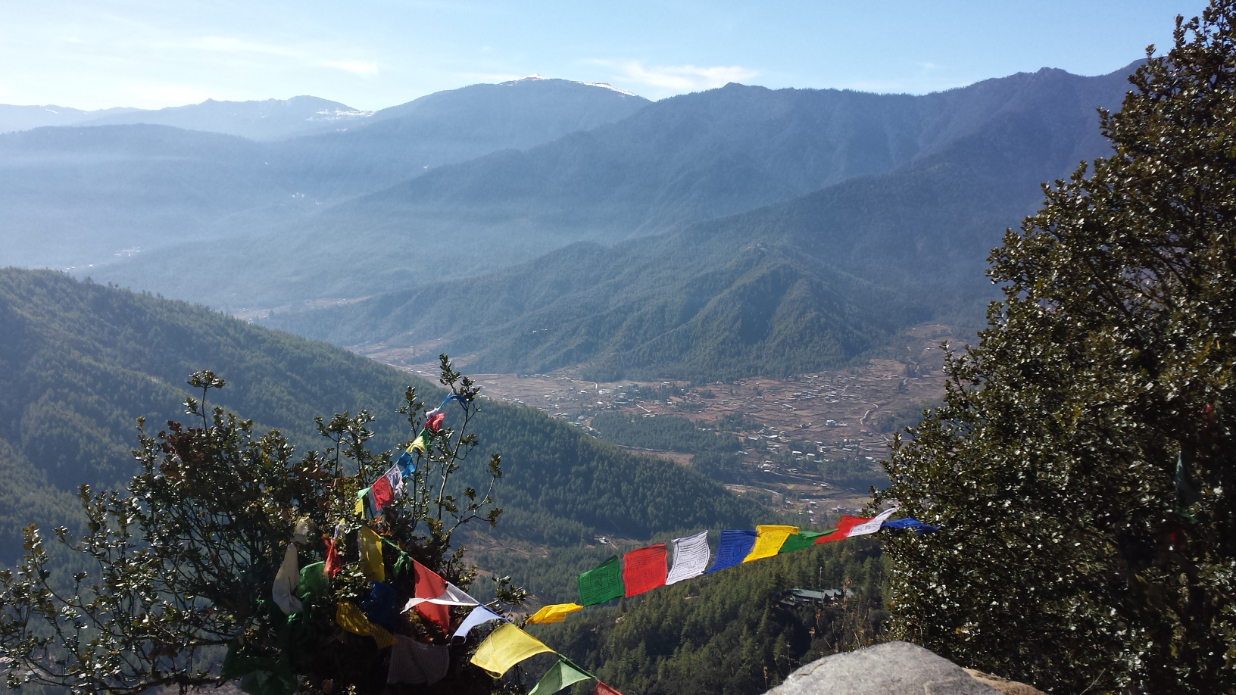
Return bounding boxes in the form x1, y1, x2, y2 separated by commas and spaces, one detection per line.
0, 1, 1213, 111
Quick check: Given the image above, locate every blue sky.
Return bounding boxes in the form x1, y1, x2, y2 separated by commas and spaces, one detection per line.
0, 1, 1211, 111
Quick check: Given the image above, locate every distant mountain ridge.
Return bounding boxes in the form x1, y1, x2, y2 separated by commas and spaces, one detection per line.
93, 64, 1139, 310
76, 95, 371, 141
261, 65, 1134, 381
0, 78, 650, 272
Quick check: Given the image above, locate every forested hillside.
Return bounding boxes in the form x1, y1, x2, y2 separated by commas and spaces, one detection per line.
0, 268, 762, 560
261, 90, 1086, 381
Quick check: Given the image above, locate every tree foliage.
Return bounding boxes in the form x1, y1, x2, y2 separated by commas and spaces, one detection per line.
0, 356, 525, 695
880, 4, 1236, 692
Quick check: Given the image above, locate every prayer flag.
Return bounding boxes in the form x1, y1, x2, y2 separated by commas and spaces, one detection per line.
404, 581, 480, 609
371, 476, 394, 514
358, 527, 385, 582
355, 488, 369, 517
882, 518, 940, 534
296, 561, 328, 601
469, 623, 554, 676
595, 682, 624, 695
814, 516, 870, 544
529, 657, 594, 695
622, 543, 667, 597
396, 450, 415, 475
272, 543, 302, 615
323, 536, 342, 579
665, 531, 710, 585
384, 464, 404, 498
849, 508, 898, 536
388, 635, 450, 686
777, 530, 829, 554
362, 582, 399, 631
743, 525, 799, 563
412, 558, 451, 632
409, 430, 429, 456
426, 412, 445, 432
452, 605, 506, 643
707, 530, 757, 573
577, 556, 623, 606
336, 602, 396, 649
526, 603, 584, 625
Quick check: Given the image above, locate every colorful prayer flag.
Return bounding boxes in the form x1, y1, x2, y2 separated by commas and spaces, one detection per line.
743, 525, 799, 562
595, 681, 624, 695
388, 635, 450, 686
707, 530, 757, 573
358, 527, 385, 582
426, 412, 445, 432
665, 531, 710, 585
814, 516, 870, 544
361, 582, 399, 631
622, 543, 667, 597
452, 605, 506, 643
396, 450, 415, 475
577, 556, 623, 606
371, 476, 394, 514
384, 463, 404, 498
323, 536, 342, 578
526, 603, 584, 625
412, 558, 451, 632
336, 602, 396, 649
469, 623, 554, 676
777, 530, 828, 554
404, 581, 480, 609
848, 508, 898, 536
408, 429, 430, 456
355, 488, 369, 517
272, 543, 302, 615
529, 657, 594, 695
882, 518, 940, 534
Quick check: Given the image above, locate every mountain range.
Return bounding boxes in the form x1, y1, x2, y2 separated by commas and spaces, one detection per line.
0, 78, 648, 272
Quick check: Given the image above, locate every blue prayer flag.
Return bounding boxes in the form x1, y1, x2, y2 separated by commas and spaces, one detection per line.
707, 530, 756, 573
882, 518, 940, 535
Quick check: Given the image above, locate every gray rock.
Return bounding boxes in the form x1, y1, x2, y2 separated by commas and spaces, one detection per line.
766, 641, 1000, 695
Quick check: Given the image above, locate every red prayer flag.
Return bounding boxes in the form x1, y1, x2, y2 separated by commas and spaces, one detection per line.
814, 515, 871, 544
426, 412, 446, 432
323, 536, 342, 579
413, 558, 452, 632
371, 476, 394, 513
621, 543, 667, 597
595, 681, 624, 695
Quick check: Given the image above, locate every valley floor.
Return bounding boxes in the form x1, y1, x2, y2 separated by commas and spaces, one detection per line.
360, 323, 956, 527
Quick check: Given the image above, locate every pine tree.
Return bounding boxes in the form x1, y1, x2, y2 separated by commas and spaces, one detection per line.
879, 4, 1236, 692
0, 355, 526, 694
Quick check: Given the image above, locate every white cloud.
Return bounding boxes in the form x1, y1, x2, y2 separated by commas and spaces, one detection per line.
597, 60, 759, 96
321, 60, 378, 76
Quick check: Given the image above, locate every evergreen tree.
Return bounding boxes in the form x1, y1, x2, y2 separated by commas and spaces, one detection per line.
879, 4, 1236, 692
0, 356, 525, 694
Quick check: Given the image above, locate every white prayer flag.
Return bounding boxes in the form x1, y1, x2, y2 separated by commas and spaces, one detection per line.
451, 605, 507, 643
402, 582, 480, 612
848, 507, 898, 537
665, 530, 710, 585
384, 464, 404, 498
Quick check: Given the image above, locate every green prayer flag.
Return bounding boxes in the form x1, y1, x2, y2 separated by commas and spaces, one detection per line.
778, 530, 831, 554
577, 556, 623, 606
529, 657, 594, 695
295, 561, 328, 600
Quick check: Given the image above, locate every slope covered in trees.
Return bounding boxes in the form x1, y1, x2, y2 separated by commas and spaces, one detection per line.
0, 268, 761, 561
262, 86, 1097, 382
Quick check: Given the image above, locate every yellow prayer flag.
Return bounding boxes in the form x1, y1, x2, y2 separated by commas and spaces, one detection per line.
358, 526, 385, 582
743, 525, 800, 563
525, 603, 583, 625
470, 622, 554, 676
409, 433, 427, 455
336, 602, 396, 649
